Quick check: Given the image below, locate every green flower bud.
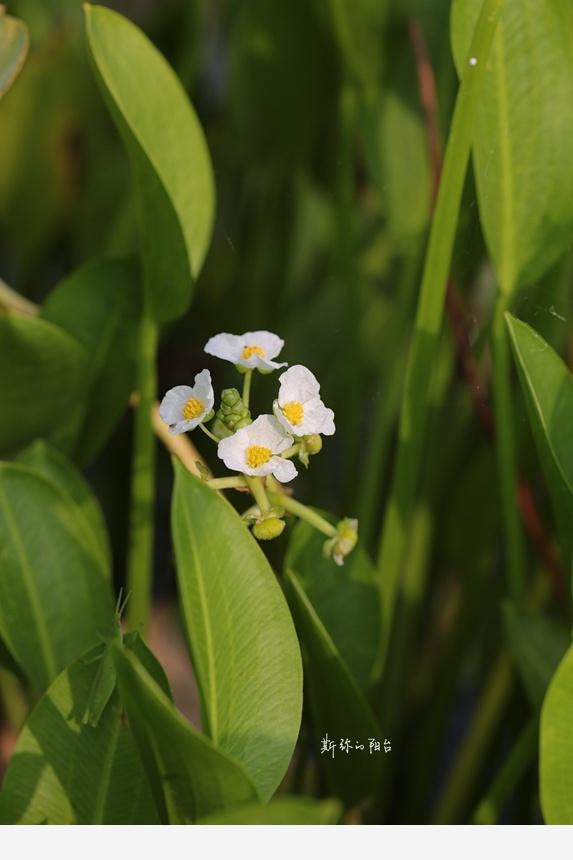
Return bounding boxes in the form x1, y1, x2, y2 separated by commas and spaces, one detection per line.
304, 434, 322, 455
323, 518, 358, 566
234, 417, 252, 430
253, 517, 285, 541
222, 388, 241, 407
211, 417, 233, 439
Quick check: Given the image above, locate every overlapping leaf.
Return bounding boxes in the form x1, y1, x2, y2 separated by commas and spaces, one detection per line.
171, 463, 303, 802
84, 4, 214, 322
197, 797, 342, 825
0, 8, 28, 99
540, 645, 573, 824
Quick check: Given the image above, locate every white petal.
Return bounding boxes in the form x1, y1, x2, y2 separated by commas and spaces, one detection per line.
249, 414, 293, 452
273, 399, 293, 435
169, 419, 194, 435
204, 333, 242, 363
159, 385, 193, 424
191, 369, 214, 412
296, 398, 336, 437
217, 428, 249, 473
278, 365, 320, 404
250, 355, 288, 372
242, 330, 284, 360
271, 456, 298, 483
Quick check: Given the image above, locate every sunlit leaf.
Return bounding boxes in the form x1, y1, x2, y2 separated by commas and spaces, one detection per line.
0, 315, 86, 458
172, 463, 302, 802
0, 463, 114, 693
0, 641, 159, 824
540, 644, 573, 824
84, 4, 214, 322
113, 644, 256, 824
196, 796, 342, 825
451, 0, 573, 292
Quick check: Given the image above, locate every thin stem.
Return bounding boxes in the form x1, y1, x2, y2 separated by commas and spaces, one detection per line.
267, 491, 337, 538
207, 476, 248, 490
281, 444, 301, 460
126, 308, 158, 635
246, 476, 271, 514
472, 717, 538, 824
242, 369, 253, 409
199, 423, 219, 443
492, 292, 526, 601
374, 0, 504, 678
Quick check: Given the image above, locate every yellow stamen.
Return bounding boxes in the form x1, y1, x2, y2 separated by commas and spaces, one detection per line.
246, 445, 272, 469
242, 344, 265, 360
282, 401, 304, 426
182, 398, 204, 420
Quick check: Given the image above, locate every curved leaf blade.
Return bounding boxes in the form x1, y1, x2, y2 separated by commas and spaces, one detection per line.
451, 0, 573, 291
0, 8, 28, 99
41, 256, 140, 464
285, 569, 381, 807
0, 315, 86, 457
84, 4, 215, 322
540, 644, 573, 824
286, 520, 381, 691
113, 644, 256, 824
0, 463, 114, 692
0, 646, 158, 824
172, 463, 302, 802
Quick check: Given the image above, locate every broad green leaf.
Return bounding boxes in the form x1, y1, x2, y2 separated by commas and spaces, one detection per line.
17, 440, 111, 576
0, 8, 28, 98
0, 463, 114, 692
286, 520, 381, 691
451, 0, 573, 292
0, 315, 86, 457
42, 257, 140, 464
113, 644, 256, 824
503, 604, 570, 708
197, 797, 342, 825
0, 644, 158, 824
84, 4, 214, 323
506, 314, 573, 558
285, 569, 381, 807
172, 463, 302, 802
325, 0, 387, 96
540, 645, 573, 823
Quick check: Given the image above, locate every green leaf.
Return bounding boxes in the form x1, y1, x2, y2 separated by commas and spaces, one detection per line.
503, 604, 570, 708
540, 644, 573, 823
451, 0, 573, 292
0, 315, 86, 457
17, 440, 111, 577
172, 463, 302, 802
0, 463, 114, 693
41, 257, 140, 464
0, 645, 158, 824
286, 520, 381, 691
113, 644, 256, 824
325, 0, 387, 95
0, 8, 28, 99
197, 797, 342, 825
285, 569, 382, 807
506, 314, 573, 558
84, 4, 214, 323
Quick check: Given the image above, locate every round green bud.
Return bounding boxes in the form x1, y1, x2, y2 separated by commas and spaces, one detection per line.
211, 418, 233, 439
234, 417, 252, 430
221, 388, 241, 407
304, 434, 322, 455
252, 517, 285, 541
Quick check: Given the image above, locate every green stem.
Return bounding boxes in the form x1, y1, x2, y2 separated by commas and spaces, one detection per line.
472, 716, 538, 824
432, 654, 513, 823
267, 491, 336, 538
126, 309, 158, 635
281, 444, 301, 460
374, 0, 503, 677
246, 476, 271, 514
242, 369, 253, 409
492, 292, 526, 601
199, 423, 219, 443
207, 476, 247, 490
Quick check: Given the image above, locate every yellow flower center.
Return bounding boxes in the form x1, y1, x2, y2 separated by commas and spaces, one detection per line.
246, 445, 272, 469
242, 344, 265, 360
182, 398, 204, 420
282, 401, 304, 426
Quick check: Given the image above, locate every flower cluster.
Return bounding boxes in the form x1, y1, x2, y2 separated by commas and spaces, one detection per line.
159, 331, 357, 564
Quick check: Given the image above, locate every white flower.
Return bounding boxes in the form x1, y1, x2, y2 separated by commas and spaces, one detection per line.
204, 331, 287, 371
217, 414, 298, 482
159, 369, 214, 435
273, 365, 335, 437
